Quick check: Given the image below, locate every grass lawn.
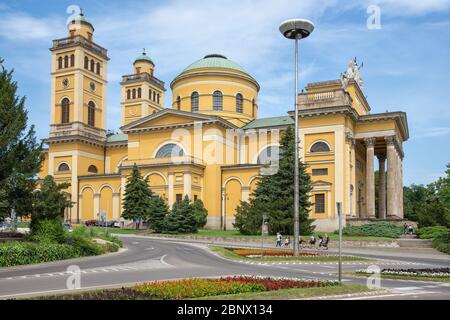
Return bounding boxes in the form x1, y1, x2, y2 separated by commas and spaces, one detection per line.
197, 284, 375, 300
351, 272, 450, 282
210, 245, 370, 262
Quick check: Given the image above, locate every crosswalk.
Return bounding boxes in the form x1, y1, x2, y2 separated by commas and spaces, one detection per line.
0, 258, 174, 281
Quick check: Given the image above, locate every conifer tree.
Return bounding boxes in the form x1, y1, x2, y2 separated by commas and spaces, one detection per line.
234, 126, 314, 235
121, 164, 153, 222
0, 57, 42, 219
147, 195, 169, 233
163, 195, 197, 234
192, 199, 208, 228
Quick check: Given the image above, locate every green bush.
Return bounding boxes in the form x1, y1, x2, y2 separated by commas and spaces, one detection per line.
66, 235, 104, 256
340, 222, 403, 238
432, 231, 450, 254
417, 226, 448, 239
0, 241, 79, 267
29, 218, 65, 243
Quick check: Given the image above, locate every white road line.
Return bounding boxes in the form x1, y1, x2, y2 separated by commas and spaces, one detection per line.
343, 290, 436, 300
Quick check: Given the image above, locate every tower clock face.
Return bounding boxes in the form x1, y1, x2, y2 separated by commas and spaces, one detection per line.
90, 82, 96, 91
62, 78, 69, 87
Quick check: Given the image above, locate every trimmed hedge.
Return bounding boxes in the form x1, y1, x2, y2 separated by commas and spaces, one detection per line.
0, 241, 79, 267
340, 222, 403, 238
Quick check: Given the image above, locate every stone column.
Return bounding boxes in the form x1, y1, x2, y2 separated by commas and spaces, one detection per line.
386, 136, 397, 217
377, 155, 386, 219
242, 186, 250, 202
365, 138, 376, 218
399, 152, 404, 218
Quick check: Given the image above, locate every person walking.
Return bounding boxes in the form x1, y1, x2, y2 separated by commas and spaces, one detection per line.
276, 232, 282, 247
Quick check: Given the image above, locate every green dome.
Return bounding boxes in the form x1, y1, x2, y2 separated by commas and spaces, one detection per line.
134, 52, 154, 64
183, 54, 247, 73
68, 13, 94, 30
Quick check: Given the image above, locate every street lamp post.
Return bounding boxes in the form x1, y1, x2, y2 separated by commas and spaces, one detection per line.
279, 19, 314, 257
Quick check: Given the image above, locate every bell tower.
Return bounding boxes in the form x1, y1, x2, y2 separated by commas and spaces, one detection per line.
49, 10, 109, 141
120, 50, 165, 126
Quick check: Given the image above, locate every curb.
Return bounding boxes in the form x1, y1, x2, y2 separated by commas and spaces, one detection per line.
298, 289, 387, 300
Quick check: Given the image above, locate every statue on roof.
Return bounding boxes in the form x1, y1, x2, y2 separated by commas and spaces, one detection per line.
340, 57, 364, 90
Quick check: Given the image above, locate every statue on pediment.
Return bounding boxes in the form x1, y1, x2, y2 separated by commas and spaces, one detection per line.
340, 57, 364, 90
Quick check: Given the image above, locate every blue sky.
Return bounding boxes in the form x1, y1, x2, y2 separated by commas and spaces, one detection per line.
1, 0, 449, 186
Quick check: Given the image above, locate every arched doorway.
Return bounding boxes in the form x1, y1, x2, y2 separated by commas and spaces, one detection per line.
81, 187, 94, 221
99, 186, 113, 220
224, 179, 242, 230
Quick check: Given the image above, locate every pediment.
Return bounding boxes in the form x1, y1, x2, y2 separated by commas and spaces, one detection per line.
311, 179, 332, 186
121, 109, 235, 132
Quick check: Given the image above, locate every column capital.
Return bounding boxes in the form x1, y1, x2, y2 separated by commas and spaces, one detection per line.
364, 137, 376, 148
345, 132, 356, 146
385, 135, 396, 146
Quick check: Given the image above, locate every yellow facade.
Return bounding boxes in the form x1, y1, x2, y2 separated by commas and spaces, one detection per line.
39, 13, 409, 231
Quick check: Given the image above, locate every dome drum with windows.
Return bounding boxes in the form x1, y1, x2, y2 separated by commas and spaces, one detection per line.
171, 54, 260, 127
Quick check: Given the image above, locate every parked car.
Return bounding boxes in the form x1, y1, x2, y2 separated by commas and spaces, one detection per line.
84, 219, 97, 227
63, 223, 73, 232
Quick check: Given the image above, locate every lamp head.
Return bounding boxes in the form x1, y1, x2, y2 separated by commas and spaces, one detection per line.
279, 19, 314, 40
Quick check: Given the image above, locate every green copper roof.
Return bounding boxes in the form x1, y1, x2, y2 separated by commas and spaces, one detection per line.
183, 54, 247, 73
68, 13, 94, 29
134, 51, 154, 64
243, 116, 294, 129
107, 133, 128, 143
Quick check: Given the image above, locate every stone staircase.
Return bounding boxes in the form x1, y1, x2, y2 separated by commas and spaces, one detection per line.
397, 234, 433, 248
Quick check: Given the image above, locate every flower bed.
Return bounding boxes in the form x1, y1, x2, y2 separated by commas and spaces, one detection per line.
228, 248, 319, 257
356, 267, 450, 278
37, 276, 338, 300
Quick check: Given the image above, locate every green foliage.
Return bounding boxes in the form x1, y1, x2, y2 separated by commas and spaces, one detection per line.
416, 226, 449, 239
432, 230, 450, 254
192, 199, 208, 228
121, 164, 153, 222
65, 235, 104, 256
28, 218, 65, 244
0, 57, 43, 220
0, 241, 79, 267
403, 163, 450, 228
234, 126, 314, 235
341, 222, 403, 238
32, 175, 72, 221
162, 195, 197, 234
146, 196, 169, 233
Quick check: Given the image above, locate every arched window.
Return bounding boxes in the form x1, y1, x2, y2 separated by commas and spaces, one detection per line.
137, 88, 142, 99
90, 60, 95, 72
132, 89, 136, 99
176, 96, 181, 110
252, 99, 256, 117
155, 143, 185, 158
61, 98, 70, 124
58, 57, 63, 69
64, 55, 69, 68
149, 89, 152, 100
70, 54, 75, 67
191, 92, 199, 112
257, 145, 280, 165
88, 165, 98, 173
88, 101, 95, 127
96, 62, 100, 75
58, 163, 70, 172
213, 91, 222, 111
84, 56, 89, 69
310, 141, 331, 153
153, 91, 156, 101
157, 94, 160, 104
127, 89, 131, 100
236, 93, 243, 113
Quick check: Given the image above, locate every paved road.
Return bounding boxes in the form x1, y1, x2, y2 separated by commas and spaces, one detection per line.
0, 235, 449, 300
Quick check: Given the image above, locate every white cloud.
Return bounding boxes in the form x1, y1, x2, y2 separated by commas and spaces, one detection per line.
0, 12, 60, 41
362, 0, 450, 15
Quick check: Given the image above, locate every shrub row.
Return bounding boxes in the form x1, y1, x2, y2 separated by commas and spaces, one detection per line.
339, 222, 403, 238
0, 241, 79, 267
417, 226, 450, 254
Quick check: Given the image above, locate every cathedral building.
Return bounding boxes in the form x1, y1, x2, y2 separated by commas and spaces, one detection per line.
38, 12, 409, 231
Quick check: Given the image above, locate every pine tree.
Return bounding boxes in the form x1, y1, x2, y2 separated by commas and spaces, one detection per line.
234, 126, 314, 235
147, 195, 169, 233
0, 57, 43, 219
192, 199, 208, 228
163, 195, 197, 234
121, 164, 153, 222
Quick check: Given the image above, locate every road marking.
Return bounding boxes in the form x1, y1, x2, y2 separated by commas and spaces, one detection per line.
132, 242, 140, 245
342, 290, 436, 300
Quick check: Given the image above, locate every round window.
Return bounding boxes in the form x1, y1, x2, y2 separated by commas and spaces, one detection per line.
90, 82, 96, 91
62, 78, 69, 87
